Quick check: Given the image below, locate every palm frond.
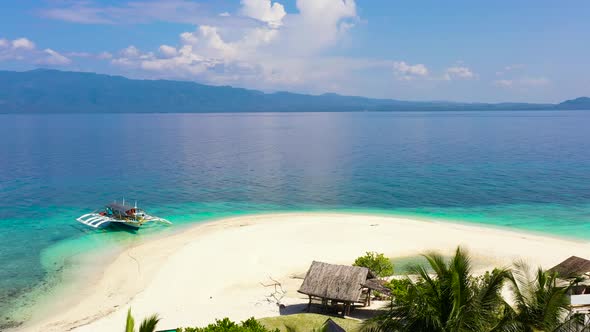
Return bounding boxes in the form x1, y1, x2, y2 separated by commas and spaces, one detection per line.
508, 261, 572, 331
125, 308, 135, 332
478, 268, 510, 311
422, 251, 449, 278
138, 314, 160, 332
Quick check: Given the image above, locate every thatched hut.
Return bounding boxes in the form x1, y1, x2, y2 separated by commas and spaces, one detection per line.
298, 261, 389, 316
549, 256, 590, 313
549, 256, 590, 278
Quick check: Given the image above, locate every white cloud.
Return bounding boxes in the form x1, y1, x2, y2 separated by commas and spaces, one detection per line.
180, 31, 198, 45
121, 45, 141, 58
494, 65, 549, 90
12, 38, 35, 50
38, 49, 72, 65
493, 79, 513, 88
66, 51, 116, 60
493, 77, 550, 88
39, 0, 262, 30
38, 0, 359, 91
444, 66, 475, 80
0, 37, 71, 66
159, 45, 178, 58
281, 0, 357, 54
40, 0, 204, 25
196, 26, 238, 59
98, 51, 113, 59
41, 4, 113, 24
113, 25, 242, 73
496, 64, 525, 76
140, 45, 212, 75
240, 0, 286, 28
110, 0, 362, 91
65, 51, 93, 58
392, 61, 429, 80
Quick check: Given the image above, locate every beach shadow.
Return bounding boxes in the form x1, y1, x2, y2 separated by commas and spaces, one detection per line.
278, 303, 308, 315
278, 302, 386, 320
348, 304, 387, 320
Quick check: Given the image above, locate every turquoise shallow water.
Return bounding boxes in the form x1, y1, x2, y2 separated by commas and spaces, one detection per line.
1, 111, 590, 327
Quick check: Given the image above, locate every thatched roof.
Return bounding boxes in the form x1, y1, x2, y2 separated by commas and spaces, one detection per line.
548, 256, 590, 278
362, 278, 392, 295
298, 261, 373, 302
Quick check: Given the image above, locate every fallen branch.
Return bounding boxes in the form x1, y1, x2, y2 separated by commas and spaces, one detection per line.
260, 276, 287, 306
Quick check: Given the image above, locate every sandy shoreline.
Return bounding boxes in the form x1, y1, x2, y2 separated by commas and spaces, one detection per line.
15, 212, 590, 332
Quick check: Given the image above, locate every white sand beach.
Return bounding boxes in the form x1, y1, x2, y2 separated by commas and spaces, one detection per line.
16, 213, 590, 332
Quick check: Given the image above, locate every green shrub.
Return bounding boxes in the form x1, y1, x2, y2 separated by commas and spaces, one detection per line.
177, 317, 280, 332
385, 278, 411, 299
353, 252, 394, 278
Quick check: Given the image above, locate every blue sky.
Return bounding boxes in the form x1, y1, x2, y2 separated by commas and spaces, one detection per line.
1, 0, 589, 103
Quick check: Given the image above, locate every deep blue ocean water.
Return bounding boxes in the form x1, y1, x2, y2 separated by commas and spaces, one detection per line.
1, 111, 590, 325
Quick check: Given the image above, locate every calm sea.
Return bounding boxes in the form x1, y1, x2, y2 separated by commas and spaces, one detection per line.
1, 111, 590, 325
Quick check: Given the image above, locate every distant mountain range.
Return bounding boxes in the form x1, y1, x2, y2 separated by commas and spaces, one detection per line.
0, 69, 588, 113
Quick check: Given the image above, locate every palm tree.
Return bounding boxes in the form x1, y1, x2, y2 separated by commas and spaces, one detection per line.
501, 261, 582, 332
125, 308, 161, 332
367, 246, 510, 332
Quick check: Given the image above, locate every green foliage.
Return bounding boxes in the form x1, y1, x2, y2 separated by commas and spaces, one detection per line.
502, 260, 576, 332
177, 317, 280, 332
366, 247, 588, 332
126, 309, 135, 332
353, 252, 394, 278
139, 314, 161, 332
368, 247, 510, 332
385, 278, 411, 299
125, 309, 160, 332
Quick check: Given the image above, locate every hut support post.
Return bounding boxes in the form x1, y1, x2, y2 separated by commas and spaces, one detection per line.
368, 289, 371, 307
343, 302, 351, 317
307, 295, 312, 312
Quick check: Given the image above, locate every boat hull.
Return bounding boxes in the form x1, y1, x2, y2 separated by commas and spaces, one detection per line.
111, 221, 141, 230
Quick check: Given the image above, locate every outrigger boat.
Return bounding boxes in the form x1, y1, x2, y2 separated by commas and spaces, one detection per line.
76, 200, 171, 230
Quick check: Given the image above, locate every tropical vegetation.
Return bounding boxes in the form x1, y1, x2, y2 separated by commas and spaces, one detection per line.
125, 309, 161, 332
367, 247, 585, 332
353, 252, 394, 278
502, 260, 581, 332
177, 317, 279, 332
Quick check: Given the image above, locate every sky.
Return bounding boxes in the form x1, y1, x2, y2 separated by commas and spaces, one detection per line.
1, 0, 589, 103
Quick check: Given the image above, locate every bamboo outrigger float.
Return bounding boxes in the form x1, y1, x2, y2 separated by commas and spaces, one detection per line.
77, 199, 171, 230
